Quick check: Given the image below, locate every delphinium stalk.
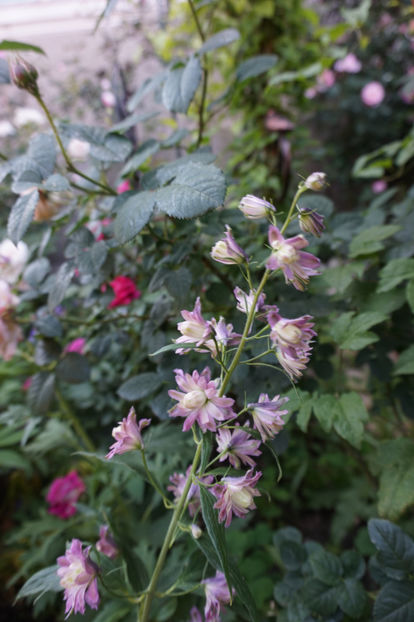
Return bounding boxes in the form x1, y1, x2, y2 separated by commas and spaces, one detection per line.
54, 173, 327, 621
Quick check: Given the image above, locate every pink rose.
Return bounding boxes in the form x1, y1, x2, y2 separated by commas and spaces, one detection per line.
361, 81, 385, 107
46, 470, 86, 519
108, 276, 141, 308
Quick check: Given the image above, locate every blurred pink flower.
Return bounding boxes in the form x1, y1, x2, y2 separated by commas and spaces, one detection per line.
47, 470, 86, 519
361, 81, 385, 107
96, 526, 118, 559
64, 337, 86, 354
318, 69, 335, 90
117, 180, 131, 194
372, 180, 388, 194
22, 376, 32, 391
101, 90, 116, 108
168, 466, 213, 517
108, 276, 141, 308
106, 407, 151, 459
202, 571, 234, 622
57, 539, 99, 616
334, 53, 362, 73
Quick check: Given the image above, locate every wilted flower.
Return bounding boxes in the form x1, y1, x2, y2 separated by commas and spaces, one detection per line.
248, 393, 289, 441
361, 81, 385, 107
9, 56, 39, 95
168, 466, 213, 517
234, 287, 266, 315
0, 315, 22, 361
67, 138, 90, 161
96, 526, 118, 559
108, 276, 140, 308
34, 191, 60, 222
334, 53, 362, 73
0, 239, 29, 284
266, 226, 320, 290
239, 195, 276, 220
202, 571, 234, 622
168, 368, 235, 432
298, 207, 325, 237
211, 226, 248, 265
213, 469, 261, 527
57, 539, 99, 617
64, 338, 86, 354
304, 172, 327, 191
106, 407, 151, 459
175, 297, 212, 354
46, 470, 86, 519
216, 424, 261, 469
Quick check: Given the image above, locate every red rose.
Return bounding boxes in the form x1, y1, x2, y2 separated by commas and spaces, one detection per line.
108, 276, 140, 308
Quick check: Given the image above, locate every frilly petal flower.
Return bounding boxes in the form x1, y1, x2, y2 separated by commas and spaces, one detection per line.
213, 469, 261, 527
57, 539, 99, 617
175, 297, 213, 354
46, 470, 86, 519
106, 407, 151, 459
216, 424, 261, 469
202, 571, 234, 622
266, 226, 320, 290
211, 226, 248, 265
233, 287, 266, 315
96, 526, 118, 559
248, 393, 289, 442
168, 465, 213, 517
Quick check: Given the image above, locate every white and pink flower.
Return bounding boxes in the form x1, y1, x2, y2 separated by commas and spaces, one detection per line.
0, 239, 29, 284
216, 424, 261, 469
211, 226, 248, 265
266, 226, 320, 290
239, 194, 276, 220
106, 407, 151, 459
175, 297, 213, 354
233, 287, 266, 315
213, 469, 261, 527
57, 539, 99, 617
202, 571, 234, 622
248, 393, 289, 441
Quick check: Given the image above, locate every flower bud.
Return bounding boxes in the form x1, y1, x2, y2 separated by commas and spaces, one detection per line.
239, 195, 276, 220
9, 57, 39, 96
34, 191, 60, 222
298, 207, 325, 237
304, 172, 327, 192
211, 225, 248, 265
190, 524, 202, 539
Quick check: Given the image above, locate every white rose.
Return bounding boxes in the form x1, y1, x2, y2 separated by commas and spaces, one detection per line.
0, 239, 29, 284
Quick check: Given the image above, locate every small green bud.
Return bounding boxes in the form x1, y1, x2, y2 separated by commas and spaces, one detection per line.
9, 56, 39, 96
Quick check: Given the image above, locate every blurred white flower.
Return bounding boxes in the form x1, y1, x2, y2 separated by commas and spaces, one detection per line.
0, 120, 15, 137
0, 239, 29, 284
67, 138, 90, 161
101, 91, 116, 108
14, 107, 45, 127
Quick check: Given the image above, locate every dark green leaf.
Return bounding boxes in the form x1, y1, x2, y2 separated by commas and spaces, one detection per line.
27, 372, 55, 414
378, 258, 414, 293
393, 345, 414, 376
47, 262, 75, 310
280, 540, 307, 571
24, 257, 50, 287
373, 580, 414, 622
42, 174, 70, 192
309, 550, 343, 586
337, 578, 368, 618
117, 373, 163, 400
165, 267, 192, 307
0, 40, 45, 54
56, 353, 90, 384
199, 28, 240, 54
121, 140, 160, 176
7, 190, 39, 243
114, 191, 155, 244
303, 578, 339, 616
341, 551, 365, 580
368, 519, 414, 578
127, 71, 167, 112
15, 566, 61, 603
180, 55, 202, 113
236, 54, 278, 81
0, 449, 32, 472
349, 225, 400, 258
376, 440, 414, 520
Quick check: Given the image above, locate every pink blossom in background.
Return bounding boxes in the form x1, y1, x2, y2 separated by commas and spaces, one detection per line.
64, 337, 86, 354
57, 539, 99, 616
101, 90, 116, 108
334, 53, 362, 73
266, 226, 321, 290
0, 279, 20, 312
106, 407, 151, 459
108, 276, 141, 308
213, 469, 261, 527
202, 571, 234, 622
318, 69, 335, 90
47, 470, 86, 519
248, 393, 289, 441
372, 180, 388, 194
96, 526, 118, 559
304, 87, 317, 99
22, 376, 32, 391
361, 81, 385, 107
116, 180, 131, 194
0, 239, 29, 284
168, 367, 235, 432
233, 287, 266, 315
188, 606, 203, 622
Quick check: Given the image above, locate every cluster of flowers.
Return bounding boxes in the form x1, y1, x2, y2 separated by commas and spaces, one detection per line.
0, 238, 29, 360
56, 176, 325, 620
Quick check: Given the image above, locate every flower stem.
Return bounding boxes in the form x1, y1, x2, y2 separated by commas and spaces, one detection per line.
141, 450, 172, 508
280, 186, 306, 235
55, 387, 95, 452
139, 441, 203, 622
34, 94, 116, 196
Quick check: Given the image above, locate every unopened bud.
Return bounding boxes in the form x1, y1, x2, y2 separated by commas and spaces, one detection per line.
190, 524, 202, 539
298, 207, 325, 237
304, 172, 327, 192
239, 195, 276, 220
9, 57, 39, 96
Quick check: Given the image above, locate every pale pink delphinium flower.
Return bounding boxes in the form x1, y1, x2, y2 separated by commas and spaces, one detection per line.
238, 194, 276, 220
266, 306, 316, 374
168, 368, 235, 432
372, 180, 388, 194
116, 179, 131, 194
106, 407, 151, 459
175, 297, 213, 354
361, 81, 385, 107
57, 539, 99, 617
202, 571, 234, 622
96, 526, 118, 559
216, 424, 261, 469
304, 172, 327, 191
168, 466, 213, 516
233, 287, 266, 315
211, 225, 248, 265
334, 53, 362, 73
46, 470, 86, 519
266, 226, 320, 291
188, 606, 203, 622
248, 393, 289, 441
213, 469, 261, 527
209, 317, 241, 348
64, 338, 86, 354
0, 239, 29, 284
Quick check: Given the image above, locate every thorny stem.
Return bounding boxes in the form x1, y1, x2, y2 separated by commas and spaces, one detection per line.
34, 94, 116, 196
55, 386, 95, 452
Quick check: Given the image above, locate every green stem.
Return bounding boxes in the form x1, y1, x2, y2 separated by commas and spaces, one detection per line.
0, 152, 7, 161
139, 441, 203, 622
187, 0, 205, 41
141, 450, 172, 508
34, 95, 116, 196
55, 387, 95, 452
280, 186, 306, 235
187, 0, 209, 147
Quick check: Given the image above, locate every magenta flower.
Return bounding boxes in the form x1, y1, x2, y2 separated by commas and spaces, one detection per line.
168, 466, 213, 516
46, 470, 86, 519
234, 287, 266, 315
168, 368, 235, 432
216, 424, 261, 469
175, 297, 213, 354
211, 225, 248, 265
106, 407, 151, 459
213, 469, 261, 527
239, 194, 276, 220
248, 393, 289, 441
361, 81, 385, 107
266, 226, 320, 290
202, 571, 234, 622
372, 180, 387, 194
298, 207, 325, 237
57, 539, 99, 617
96, 526, 118, 559
117, 179, 131, 194
64, 338, 86, 354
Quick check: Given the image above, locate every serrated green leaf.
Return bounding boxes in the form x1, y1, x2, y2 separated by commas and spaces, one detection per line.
337, 578, 368, 618
309, 550, 343, 586
333, 392, 368, 449
349, 225, 400, 258
341, 551, 365, 580
7, 190, 39, 243
236, 54, 278, 81
373, 580, 414, 622
280, 540, 307, 571
165, 267, 192, 307
406, 279, 414, 313
0, 40, 45, 54
121, 140, 160, 176
42, 173, 70, 192
368, 519, 414, 578
312, 394, 338, 433
27, 372, 55, 414
376, 440, 414, 520
114, 191, 155, 244
378, 258, 414, 293
117, 373, 163, 400
303, 578, 339, 616
56, 353, 90, 384
199, 486, 232, 596
393, 345, 414, 376
199, 28, 240, 54
181, 55, 202, 112
59, 122, 132, 163
47, 262, 75, 310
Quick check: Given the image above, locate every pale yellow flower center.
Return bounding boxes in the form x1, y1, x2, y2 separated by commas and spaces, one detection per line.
60, 559, 84, 589
182, 389, 207, 409
211, 240, 229, 260
229, 486, 252, 508
275, 322, 302, 344
180, 320, 206, 340
275, 243, 298, 264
